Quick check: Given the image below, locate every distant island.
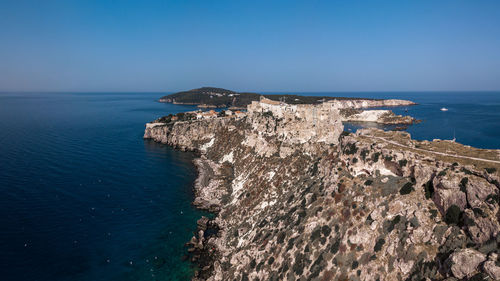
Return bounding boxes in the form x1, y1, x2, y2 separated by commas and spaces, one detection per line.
159, 87, 400, 109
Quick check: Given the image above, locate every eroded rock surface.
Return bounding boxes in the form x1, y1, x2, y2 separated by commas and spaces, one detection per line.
340, 109, 418, 125
447, 248, 486, 279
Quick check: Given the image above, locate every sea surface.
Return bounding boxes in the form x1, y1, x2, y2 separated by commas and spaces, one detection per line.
0, 92, 203, 281
0, 91, 499, 281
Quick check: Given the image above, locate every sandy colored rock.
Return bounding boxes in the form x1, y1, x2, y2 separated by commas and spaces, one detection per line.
448, 248, 486, 279
484, 260, 500, 280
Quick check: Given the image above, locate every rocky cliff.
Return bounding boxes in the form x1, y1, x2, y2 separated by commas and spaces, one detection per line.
144, 111, 500, 281
248, 97, 417, 126
339, 109, 418, 125
326, 99, 416, 109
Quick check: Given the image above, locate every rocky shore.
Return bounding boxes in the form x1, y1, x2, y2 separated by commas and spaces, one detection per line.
339, 109, 419, 125
145, 99, 500, 280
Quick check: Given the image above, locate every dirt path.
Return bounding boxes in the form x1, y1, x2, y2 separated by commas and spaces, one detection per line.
368, 136, 500, 165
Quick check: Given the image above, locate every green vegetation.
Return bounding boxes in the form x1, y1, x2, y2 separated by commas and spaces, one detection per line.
429, 209, 438, 219
387, 215, 401, 232
459, 177, 468, 193
374, 238, 385, 252
485, 167, 497, 174
321, 225, 331, 236
154, 112, 196, 123
444, 205, 462, 225
437, 169, 447, 177
340, 131, 351, 138
262, 111, 274, 118
344, 143, 358, 155
360, 149, 368, 161
485, 194, 499, 204
399, 182, 414, 195
461, 167, 473, 175
159, 87, 377, 108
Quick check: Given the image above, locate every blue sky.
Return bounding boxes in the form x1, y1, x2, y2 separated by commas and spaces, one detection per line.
1, 0, 499, 92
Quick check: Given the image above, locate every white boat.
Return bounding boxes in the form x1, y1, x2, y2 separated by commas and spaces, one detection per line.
440, 107, 448, 111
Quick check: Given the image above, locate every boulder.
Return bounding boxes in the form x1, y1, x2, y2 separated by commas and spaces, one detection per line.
432, 175, 467, 214
413, 164, 435, 187
197, 216, 210, 231
447, 248, 486, 279
463, 209, 500, 244
484, 260, 500, 280
466, 175, 498, 209
384, 159, 403, 177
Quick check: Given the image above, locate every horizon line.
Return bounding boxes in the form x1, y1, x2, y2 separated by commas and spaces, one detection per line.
1, 89, 500, 94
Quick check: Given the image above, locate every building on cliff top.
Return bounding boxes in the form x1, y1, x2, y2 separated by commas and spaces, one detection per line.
196, 110, 218, 119
246, 96, 344, 145
259, 97, 281, 106
234, 111, 245, 118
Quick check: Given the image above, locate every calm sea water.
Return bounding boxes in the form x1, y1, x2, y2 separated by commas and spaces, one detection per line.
0, 92, 204, 281
0, 91, 499, 281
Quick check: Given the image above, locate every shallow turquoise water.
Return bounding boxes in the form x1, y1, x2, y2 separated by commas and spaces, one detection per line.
0, 91, 499, 281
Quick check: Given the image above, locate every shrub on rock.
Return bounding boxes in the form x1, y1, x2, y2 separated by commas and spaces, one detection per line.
445, 205, 462, 225
399, 182, 414, 195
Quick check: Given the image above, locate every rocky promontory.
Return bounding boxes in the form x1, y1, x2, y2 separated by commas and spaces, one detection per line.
339, 109, 419, 125
145, 98, 500, 281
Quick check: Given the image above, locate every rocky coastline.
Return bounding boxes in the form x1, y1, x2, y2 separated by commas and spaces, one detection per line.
145, 98, 500, 280
339, 109, 419, 125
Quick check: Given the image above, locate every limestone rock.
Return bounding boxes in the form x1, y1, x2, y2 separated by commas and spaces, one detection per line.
432, 175, 467, 214
484, 260, 500, 280
466, 175, 498, 209
463, 209, 500, 244
448, 248, 486, 279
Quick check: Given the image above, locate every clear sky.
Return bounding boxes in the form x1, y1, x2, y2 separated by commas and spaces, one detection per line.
1, 0, 499, 92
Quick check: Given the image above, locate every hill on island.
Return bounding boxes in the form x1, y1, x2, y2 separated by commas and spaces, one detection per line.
159, 87, 377, 108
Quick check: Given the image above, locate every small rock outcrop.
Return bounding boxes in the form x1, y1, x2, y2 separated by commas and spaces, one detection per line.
484, 254, 500, 280
447, 248, 486, 279
340, 109, 418, 125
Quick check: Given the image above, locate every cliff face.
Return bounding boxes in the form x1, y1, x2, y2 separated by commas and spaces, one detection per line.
326, 99, 416, 109
248, 97, 417, 126
339, 109, 418, 125
144, 112, 500, 281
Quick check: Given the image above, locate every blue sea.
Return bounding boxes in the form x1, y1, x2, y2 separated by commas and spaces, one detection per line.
0, 91, 499, 281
